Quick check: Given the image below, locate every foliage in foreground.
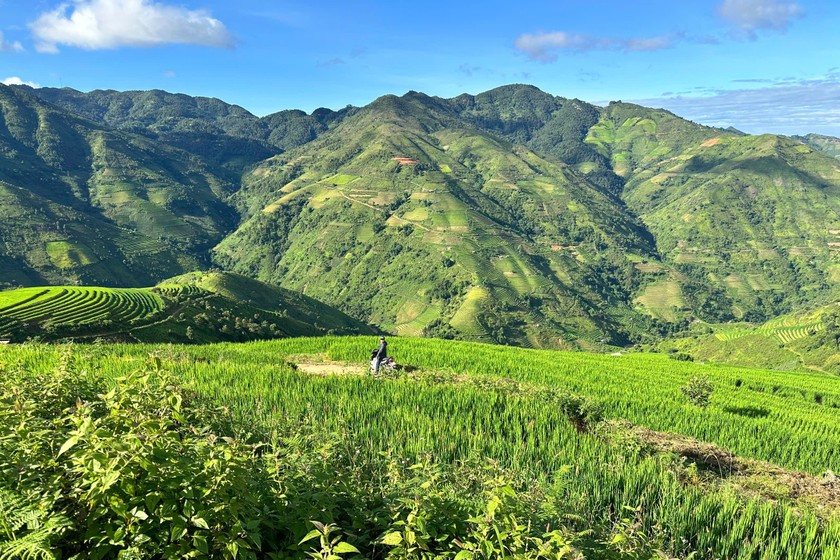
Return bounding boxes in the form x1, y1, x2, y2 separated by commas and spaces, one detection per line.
0, 353, 612, 559
3, 338, 840, 559
0, 354, 277, 558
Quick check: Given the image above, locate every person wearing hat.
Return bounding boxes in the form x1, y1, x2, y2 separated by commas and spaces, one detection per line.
372, 336, 387, 377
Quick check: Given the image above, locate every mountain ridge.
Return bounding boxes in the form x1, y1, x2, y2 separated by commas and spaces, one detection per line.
5, 82, 840, 353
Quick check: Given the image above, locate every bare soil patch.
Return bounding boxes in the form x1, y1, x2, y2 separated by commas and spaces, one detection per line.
288, 354, 367, 377
391, 157, 420, 165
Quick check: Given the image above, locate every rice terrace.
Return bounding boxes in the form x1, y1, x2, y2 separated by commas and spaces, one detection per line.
3, 337, 840, 558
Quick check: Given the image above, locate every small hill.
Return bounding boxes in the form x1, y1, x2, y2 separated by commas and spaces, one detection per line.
661, 301, 840, 373
0, 272, 371, 343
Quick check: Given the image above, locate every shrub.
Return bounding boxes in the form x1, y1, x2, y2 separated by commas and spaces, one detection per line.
681, 375, 714, 408
0, 355, 281, 558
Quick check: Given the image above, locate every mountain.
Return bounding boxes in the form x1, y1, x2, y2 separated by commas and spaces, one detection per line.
594, 103, 840, 322
6, 82, 840, 350
214, 90, 662, 347
212, 86, 840, 347
25, 86, 351, 175
0, 271, 371, 343
794, 133, 840, 159
0, 84, 241, 288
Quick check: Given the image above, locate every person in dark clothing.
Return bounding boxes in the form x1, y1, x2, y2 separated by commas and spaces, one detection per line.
372, 336, 387, 376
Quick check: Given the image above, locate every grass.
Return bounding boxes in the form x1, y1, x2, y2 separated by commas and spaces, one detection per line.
4, 336, 840, 558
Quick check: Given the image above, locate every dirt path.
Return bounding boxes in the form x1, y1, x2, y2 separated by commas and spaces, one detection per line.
295, 361, 366, 376
338, 192, 431, 231
289, 354, 368, 377
626, 423, 840, 513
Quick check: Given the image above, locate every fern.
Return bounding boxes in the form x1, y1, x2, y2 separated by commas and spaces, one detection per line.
0, 489, 69, 560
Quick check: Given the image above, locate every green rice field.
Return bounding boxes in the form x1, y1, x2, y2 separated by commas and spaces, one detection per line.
3, 336, 840, 558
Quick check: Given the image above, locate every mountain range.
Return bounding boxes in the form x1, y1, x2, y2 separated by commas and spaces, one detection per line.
4, 82, 840, 350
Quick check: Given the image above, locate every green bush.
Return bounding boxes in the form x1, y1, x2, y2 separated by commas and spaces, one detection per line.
680, 375, 714, 408
0, 354, 280, 559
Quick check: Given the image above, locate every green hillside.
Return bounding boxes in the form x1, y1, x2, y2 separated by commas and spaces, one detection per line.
593, 103, 840, 322
660, 301, 840, 373
795, 133, 840, 159
8, 83, 840, 352
26, 86, 351, 174
0, 272, 370, 343
214, 91, 661, 348
0, 84, 241, 288
3, 337, 840, 558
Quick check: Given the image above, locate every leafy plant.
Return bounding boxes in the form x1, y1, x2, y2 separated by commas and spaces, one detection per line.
299, 521, 360, 560
681, 375, 714, 408
0, 356, 281, 559
0, 489, 70, 560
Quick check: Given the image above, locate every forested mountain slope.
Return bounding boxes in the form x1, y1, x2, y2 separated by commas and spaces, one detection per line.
592, 102, 840, 322
6, 82, 840, 350
27, 86, 351, 174
0, 84, 237, 287
213, 91, 661, 347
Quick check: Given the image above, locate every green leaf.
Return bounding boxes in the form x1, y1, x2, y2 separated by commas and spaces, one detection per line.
193, 534, 209, 554
381, 532, 402, 546
333, 542, 360, 554
299, 529, 321, 545
610, 533, 627, 545
58, 435, 79, 456
191, 517, 210, 530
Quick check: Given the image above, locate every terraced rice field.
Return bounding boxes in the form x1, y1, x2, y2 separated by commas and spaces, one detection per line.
5, 337, 840, 558
155, 284, 203, 299
715, 316, 824, 343
0, 286, 164, 333
634, 279, 685, 321
449, 286, 491, 338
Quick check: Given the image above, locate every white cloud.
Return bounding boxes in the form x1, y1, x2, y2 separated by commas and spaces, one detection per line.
717, 0, 804, 36
0, 32, 24, 53
515, 31, 677, 62
2, 76, 40, 87
31, 0, 234, 53
630, 75, 840, 136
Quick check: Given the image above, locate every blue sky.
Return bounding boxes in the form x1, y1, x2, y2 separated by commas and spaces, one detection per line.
1, 0, 839, 135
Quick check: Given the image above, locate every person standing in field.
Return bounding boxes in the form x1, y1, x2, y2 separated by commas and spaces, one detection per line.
372, 336, 387, 377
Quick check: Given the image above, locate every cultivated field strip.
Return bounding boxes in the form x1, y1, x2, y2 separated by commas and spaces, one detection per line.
0, 287, 165, 327
155, 284, 201, 298
715, 320, 823, 343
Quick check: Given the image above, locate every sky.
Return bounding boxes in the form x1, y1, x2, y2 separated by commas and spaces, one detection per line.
1, 0, 840, 136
